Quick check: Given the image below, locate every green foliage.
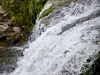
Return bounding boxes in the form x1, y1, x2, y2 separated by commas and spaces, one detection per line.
0, 0, 47, 40
1, 0, 47, 24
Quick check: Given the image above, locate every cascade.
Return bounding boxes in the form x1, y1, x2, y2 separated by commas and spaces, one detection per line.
2, 0, 100, 75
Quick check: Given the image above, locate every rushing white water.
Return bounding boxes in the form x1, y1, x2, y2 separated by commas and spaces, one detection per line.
3, 0, 100, 75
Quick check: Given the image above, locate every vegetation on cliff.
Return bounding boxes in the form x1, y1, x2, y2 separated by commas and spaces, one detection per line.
0, 0, 47, 46
0, 0, 47, 23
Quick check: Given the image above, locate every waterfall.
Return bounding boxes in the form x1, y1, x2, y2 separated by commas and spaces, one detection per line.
3, 0, 100, 75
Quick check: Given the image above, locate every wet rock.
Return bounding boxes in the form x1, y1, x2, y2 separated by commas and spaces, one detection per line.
75, 0, 88, 4
12, 27, 21, 34
0, 48, 23, 73
41, 18, 51, 25
0, 23, 8, 33
0, 6, 5, 14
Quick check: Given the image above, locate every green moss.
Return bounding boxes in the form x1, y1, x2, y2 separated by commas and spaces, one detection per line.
39, 0, 74, 19
1, 0, 47, 24
0, 1, 48, 44
39, 5, 54, 19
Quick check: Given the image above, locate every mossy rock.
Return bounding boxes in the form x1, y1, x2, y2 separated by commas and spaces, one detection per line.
39, 4, 54, 19
56, 0, 73, 6
39, 0, 74, 19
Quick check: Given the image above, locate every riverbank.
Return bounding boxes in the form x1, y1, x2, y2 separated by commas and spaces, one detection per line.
0, 0, 47, 73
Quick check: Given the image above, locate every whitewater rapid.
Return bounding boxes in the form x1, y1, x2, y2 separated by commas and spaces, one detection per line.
3, 0, 100, 75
